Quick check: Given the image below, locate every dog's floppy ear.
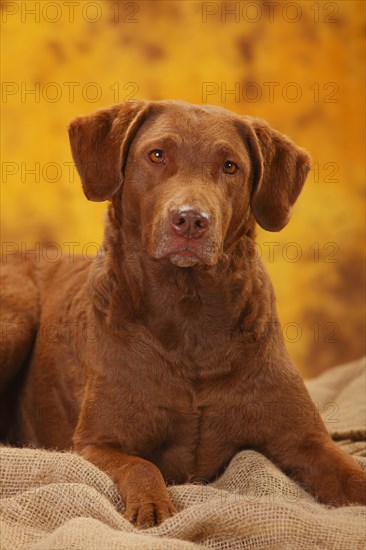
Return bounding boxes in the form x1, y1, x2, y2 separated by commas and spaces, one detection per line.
241, 117, 311, 231
68, 101, 149, 201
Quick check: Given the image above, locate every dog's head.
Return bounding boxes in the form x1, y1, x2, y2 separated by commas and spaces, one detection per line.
69, 100, 310, 268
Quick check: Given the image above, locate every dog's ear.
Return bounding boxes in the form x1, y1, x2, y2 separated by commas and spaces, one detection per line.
240, 117, 311, 231
68, 101, 149, 201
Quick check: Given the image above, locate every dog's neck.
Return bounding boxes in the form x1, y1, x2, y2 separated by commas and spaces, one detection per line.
88, 203, 274, 346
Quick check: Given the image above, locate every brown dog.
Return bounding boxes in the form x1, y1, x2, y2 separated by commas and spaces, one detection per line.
1, 100, 365, 528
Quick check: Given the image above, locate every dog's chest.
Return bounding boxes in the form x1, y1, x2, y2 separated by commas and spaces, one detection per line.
136, 374, 246, 484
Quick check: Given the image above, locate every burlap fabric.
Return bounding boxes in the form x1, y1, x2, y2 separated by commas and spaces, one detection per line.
1, 358, 365, 549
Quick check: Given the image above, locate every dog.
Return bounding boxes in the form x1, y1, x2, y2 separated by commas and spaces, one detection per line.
1, 100, 365, 528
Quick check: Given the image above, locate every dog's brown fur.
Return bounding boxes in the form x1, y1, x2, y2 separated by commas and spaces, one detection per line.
1, 100, 365, 528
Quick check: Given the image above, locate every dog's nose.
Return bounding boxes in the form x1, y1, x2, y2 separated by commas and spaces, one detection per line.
170, 209, 209, 238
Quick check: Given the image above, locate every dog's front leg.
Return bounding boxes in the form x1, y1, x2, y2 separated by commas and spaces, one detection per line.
258, 370, 366, 506
73, 442, 177, 527
72, 379, 177, 528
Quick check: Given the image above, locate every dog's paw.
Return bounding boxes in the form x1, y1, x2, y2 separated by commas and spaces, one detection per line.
315, 464, 366, 507
120, 460, 177, 528
342, 469, 366, 506
124, 496, 177, 528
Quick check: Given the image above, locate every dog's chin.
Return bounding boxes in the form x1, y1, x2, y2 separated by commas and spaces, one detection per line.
169, 253, 201, 268
151, 239, 220, 268
152, 248, 212, 268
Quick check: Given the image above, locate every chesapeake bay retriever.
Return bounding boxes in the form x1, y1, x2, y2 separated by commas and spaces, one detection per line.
1, 100, 365, 528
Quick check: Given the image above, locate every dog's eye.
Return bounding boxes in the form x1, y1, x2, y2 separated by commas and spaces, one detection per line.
223, 161, 238, 175
148, 149, 165, 163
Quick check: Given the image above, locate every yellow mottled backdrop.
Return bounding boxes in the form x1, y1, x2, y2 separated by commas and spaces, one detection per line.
1, 0, 365, 376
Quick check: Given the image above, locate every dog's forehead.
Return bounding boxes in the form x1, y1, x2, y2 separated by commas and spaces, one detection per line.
137, 100, 243, 143
153, 100, 237, 126
154, 100, 237, 118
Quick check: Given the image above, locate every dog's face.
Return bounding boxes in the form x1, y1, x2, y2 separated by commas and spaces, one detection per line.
123, 103, 254, 267
69, 100, 310, 268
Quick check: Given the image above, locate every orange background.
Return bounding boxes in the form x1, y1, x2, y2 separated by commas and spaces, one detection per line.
1, 0, 365, 377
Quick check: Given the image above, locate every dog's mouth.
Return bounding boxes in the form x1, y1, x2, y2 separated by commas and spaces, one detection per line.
168, 247, 201, 267
153, 238, 218, 268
